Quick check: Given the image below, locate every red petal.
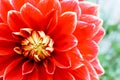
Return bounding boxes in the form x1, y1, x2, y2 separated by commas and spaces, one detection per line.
61, 0, 81, 18
51, 12, 77, 39
0, 54, 17, 77
80, 15, 103, 26
84, 60, 99, 80
0, 23, 12, 39
68, 47, 84, 69
7, 10, 27, 31
10, 0, 40, 11
52, 51, 71, 68
44, 59, 55, 74
93, 27, 105, 43
37, 0, 61, 15
37, 65, 53, 80
20, 3, 44, 30
10, 0, 26, 10
70, 65, 90, 80
22, 68, 39, 80
78, 40, 98, 61
74, 21, 95, 42
22, 60, 35, 75
80, 14, 103, 35
3, 57, 23, 80
79, 1, 99, 16
0, 0, 13, 23
54, 34, 78, 52
53, 68, 75, 80
0, 39, 17, 55
91, 58, 104, 75
45, 10, 58, 35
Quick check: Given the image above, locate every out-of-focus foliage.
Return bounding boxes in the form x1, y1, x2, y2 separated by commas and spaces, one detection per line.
87, 0, 120, 80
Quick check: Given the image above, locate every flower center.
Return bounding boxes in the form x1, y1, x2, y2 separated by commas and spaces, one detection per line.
13, 28, 54, 62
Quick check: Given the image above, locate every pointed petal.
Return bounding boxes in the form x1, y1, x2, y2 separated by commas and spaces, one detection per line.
10, 0, 25, 10
0, 23, 12, 39
10, 0, 40, 10
70, 65, 90, 80
68, 47, 84, 69
22, 68, 39, 80
3, 57, 23, 80
45, 10, 58, 35
53, 68, 75, 80
80, 14, 103, 35
74, 21, 95, 42
51, 12, 77, 39
54, 34, 78, 52
44, 59, 55, 74
37, 0, 61, 15
0, 0, 13, 23
0, 54, 18, 77
78, 40, 98, 61
91, 58, 105, 75
80, 14, 103, 27
79, 1, 99, 16
37, 65, 52, 80
22, 60, 35, 75
20, 3, 44, 30
93, 27, 105, 43
0, 39, 17, 55
84, 61, 99, 80
61, 0, 81, 18
52, 51, 71, 68
7, 10, 27, 31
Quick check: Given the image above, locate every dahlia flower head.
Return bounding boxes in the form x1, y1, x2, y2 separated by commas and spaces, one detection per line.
0, 0, 105, 80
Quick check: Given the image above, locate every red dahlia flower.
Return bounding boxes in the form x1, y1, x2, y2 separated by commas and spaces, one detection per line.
0, 0, 105, 80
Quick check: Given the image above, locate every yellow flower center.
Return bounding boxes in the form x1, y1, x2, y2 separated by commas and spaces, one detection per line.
13, 28, 54, 62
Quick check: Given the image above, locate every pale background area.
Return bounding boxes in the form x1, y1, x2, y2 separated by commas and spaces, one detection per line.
87, 0, 120, 80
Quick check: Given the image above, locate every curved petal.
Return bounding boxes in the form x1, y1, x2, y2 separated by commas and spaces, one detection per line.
51, 12, 77, 40
20, 3, 44, 30
79, 1, 99, 16
22, 68, 39, 80
10, 0, 40, 11
44, 59, 56, 74
84, 60, 99, 80
92, 27, 105, 43
0, 54, 18, 77
61, 0, 81, 18
37, 64, 53, 80
22, 60, 35, 75
70, 65, 90, 80
0, 23, 12, 39
3, 57, 23, 80
54, 34, 78, 52
91, 58, 105, 75
80, 14, 103, 27
0, 0, 13, 23
78, 40, 98, 61
74, 21, 96, 42
52, 51, 71, 68
0, 39, 17, 55
7, 10, 28, 31
53, 68, 75, 80
45, 10, 58, 35
37, 0, 61, 15
68, 47, 84, 69
80, 14, 103, 35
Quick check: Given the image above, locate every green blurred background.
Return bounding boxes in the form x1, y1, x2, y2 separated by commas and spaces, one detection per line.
86, 0, 120, 80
